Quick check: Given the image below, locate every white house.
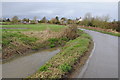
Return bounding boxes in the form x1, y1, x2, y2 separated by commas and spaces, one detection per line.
78, 17, 83, 22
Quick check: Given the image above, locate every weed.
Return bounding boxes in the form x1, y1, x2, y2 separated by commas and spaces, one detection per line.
48, 38, 58, 44
39, 65, 48, 71
59, 63, 72, 72
49, 44, 55, 48
19, 37, 37, 45
39, 63, 52, 71
48, 38, 58, 48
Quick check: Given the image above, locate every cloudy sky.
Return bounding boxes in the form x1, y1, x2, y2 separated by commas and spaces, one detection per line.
2, 2, 118, 21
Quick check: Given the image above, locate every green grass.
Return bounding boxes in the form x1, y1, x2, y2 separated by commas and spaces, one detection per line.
31, 37, 69, 50
2, 31, 38, 47
59, 63, 72, 72
48, 38, 59, 48
39, 63, 52, 71
81, 27, 120, 37
2, 23, 66, 54
1, 24, 65, 32
30, 30, 91, 78
2, 24, 65, 48
0, 22, 12, 25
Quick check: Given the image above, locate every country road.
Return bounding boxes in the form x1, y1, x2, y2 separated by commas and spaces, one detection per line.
1, 29, 119, 78
2, 48, 60, 78
78, 29, 118, 78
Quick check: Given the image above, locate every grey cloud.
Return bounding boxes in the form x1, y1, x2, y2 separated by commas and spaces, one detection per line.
2, 2, 118, 21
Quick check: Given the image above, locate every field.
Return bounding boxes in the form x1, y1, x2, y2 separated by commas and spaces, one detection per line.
2, 24, 65, 31
2, 24, 66, 61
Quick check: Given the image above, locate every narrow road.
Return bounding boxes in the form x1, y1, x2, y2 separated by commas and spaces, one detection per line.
2, 48, 60, 78
78, 29, 118, 78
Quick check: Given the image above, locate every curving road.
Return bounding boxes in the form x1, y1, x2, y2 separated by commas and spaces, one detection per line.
2, 48, 60, 78
78, 29, 118, 78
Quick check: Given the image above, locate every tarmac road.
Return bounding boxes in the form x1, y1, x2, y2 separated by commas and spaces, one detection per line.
2, 48, 60, 78
78, 29, 118, 78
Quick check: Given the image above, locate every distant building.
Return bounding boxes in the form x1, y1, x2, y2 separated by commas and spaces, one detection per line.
76, 17, 83, 23
78, 17, 83, 22
29, 21, 31, 23
21, 21, 30, 24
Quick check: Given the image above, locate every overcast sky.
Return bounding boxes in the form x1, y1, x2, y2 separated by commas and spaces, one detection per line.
2, 2, 118, 21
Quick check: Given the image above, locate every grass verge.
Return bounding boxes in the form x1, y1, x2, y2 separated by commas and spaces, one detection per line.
29, 30, 92, 78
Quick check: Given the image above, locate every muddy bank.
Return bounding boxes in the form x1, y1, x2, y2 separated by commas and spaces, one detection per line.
2, 48, 60, 78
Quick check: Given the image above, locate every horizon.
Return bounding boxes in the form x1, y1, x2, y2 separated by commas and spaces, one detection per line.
2, 2, 118, 21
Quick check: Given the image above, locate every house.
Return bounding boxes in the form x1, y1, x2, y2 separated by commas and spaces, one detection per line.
78, 17, 83, 22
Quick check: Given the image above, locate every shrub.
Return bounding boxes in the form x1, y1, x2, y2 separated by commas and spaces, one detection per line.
61, 24, 79, 40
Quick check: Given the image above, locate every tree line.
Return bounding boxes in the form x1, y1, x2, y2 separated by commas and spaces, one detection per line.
1, 13, 120, 32
0, 16, 77, 25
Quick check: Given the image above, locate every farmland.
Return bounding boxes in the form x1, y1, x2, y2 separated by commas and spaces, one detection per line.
2, 24, 65, 31
2, 24, 66, 61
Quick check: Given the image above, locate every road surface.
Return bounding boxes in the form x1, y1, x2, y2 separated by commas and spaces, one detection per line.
78, 29, 118, 78
2, 48, 60, 78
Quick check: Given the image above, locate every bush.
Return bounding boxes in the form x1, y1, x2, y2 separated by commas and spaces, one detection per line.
61, 24, 79, 40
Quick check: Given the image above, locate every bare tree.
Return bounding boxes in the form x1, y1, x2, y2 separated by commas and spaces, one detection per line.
12, 16, 19, 24
102, 15, 110, 22
84, 13, 92, 20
